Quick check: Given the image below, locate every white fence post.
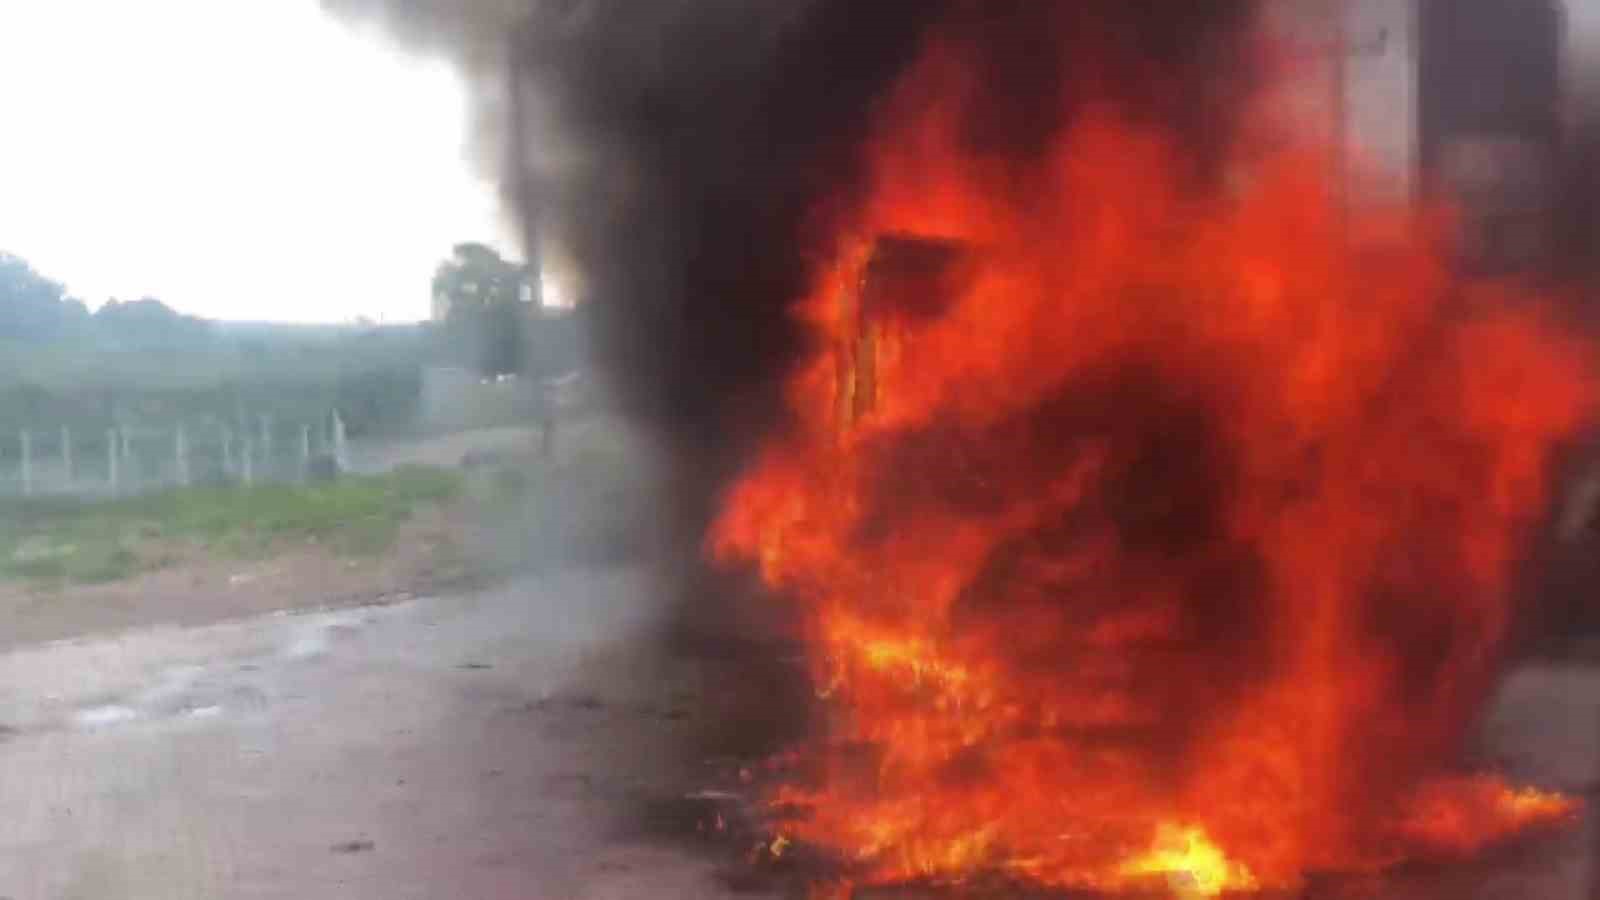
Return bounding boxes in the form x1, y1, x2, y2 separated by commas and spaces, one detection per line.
258, 414, 272, 476
176, 424, 190, 488
332, 410, 348, 472
20, 430, 32, 498
108, 428, 119, 495
242, 438, 254, 486
60, 425, 72, 487
299, 424, 311, 483
119, 428, 132, 490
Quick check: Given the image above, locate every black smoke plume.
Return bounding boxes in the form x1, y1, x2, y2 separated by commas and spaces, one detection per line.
323, 0, 1269, 778
326, 0, 1261, 545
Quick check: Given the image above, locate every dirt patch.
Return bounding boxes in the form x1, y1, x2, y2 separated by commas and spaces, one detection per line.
0, 503, 475, 653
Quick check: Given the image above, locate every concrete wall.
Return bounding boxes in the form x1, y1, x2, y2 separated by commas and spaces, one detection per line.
418, 366, 542, 433
1568, 1, 1600, 108
1560, 1, 1600, 279
1262, 0, 1420, 208
1344, 0, 1420, 205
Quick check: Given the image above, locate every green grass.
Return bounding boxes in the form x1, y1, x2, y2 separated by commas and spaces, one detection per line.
0, 464, 462, 585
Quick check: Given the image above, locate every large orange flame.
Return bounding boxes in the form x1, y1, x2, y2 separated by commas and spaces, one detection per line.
711, 21, 1589, 898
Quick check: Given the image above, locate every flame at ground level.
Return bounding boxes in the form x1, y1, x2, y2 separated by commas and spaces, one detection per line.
1120, 825, 1259, 897
710, 23, 1592, 898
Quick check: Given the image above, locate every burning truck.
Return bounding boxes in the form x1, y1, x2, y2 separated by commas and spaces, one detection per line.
706, 7, 1595, 898
331, 0, 1600, 896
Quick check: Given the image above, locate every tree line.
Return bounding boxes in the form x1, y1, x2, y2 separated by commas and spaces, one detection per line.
0, 251, 209, 346
0, 244, 580, 436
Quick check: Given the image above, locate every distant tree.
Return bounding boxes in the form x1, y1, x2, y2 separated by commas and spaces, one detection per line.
0, 252, 87, 339
94, 297, 212, 346
431, 243, 533, 378
431, 242, 525, 314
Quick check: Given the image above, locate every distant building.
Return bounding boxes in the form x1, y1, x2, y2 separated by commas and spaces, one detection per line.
1270, 0, 1567, 274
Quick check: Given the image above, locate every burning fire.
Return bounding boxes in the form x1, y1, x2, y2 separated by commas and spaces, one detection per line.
711, 16, 1590, 898
1119, 825, 1259, 897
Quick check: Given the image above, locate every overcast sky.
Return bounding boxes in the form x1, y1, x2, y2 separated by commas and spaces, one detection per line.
0, 0, 511, 323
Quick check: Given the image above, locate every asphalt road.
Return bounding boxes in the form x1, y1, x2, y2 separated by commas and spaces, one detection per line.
0, 562, 1596, 899
0, 566, 742, 900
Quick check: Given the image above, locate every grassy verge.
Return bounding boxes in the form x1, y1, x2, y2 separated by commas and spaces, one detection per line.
0, 465, 462, 585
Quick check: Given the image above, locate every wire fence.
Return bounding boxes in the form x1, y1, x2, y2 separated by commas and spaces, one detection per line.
0, 412, 350, 500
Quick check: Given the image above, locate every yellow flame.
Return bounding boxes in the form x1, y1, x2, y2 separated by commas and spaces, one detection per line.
1119, 824, 1258, 898
1499, 785, 1578, 821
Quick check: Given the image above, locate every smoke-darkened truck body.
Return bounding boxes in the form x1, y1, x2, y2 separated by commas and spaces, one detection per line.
829, 236, 973, 429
